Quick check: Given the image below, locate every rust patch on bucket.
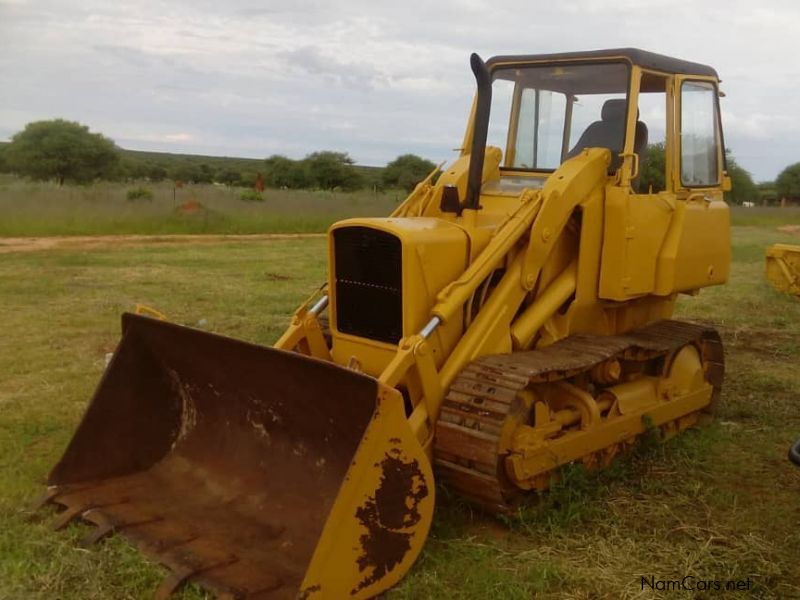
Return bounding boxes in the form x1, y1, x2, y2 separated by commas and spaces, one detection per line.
352, 446, 429, 594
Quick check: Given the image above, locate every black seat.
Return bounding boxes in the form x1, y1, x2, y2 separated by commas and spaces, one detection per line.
566, 99, 648, 184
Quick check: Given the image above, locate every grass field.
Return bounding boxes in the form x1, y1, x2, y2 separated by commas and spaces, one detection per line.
1, 176, 799, 237
0, 177, 403, 236
1, 225, 799, 599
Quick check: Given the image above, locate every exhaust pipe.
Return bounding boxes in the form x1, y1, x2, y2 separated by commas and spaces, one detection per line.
464, 53, 492, 212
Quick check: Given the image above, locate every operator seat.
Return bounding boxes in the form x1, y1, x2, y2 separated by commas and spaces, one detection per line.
566, 98, 648, 188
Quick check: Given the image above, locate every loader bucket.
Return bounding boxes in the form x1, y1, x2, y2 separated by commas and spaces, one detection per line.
45, 314, 434, 599
766, 244, 800, 296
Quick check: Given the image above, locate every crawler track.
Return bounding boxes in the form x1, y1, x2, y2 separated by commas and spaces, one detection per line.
434, 320, 724, 514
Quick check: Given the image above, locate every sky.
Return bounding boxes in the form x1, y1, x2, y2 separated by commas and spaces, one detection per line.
1, 0, 798, 182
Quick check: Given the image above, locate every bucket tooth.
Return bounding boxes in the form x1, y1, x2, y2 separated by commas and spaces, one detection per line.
51, 504, 92, 531
154, 555, 239, 600
79, 509, 163, 547
142, 534, 200, 556
30, 486, 61, 512
154, 566, 195, 600
79, 510, 115, 546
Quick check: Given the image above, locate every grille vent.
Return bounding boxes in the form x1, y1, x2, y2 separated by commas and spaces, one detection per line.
333, 227, 402, 344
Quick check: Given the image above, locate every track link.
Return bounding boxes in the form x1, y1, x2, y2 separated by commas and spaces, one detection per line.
434, 320, 724, 514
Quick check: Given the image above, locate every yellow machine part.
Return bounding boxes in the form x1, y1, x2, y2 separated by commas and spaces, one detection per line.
766, 244, 800, 296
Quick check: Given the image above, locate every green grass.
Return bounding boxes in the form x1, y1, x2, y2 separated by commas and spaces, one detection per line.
1, 226, 799, 598
3, 176, 799, 237
0, 177, 404, 236
730, 205, 800, 226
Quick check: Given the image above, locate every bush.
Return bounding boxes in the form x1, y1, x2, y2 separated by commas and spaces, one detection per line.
304, 151, 363, 191
383, 154, 437, 191
238, 171, 258, 188
126, 186, 153, 201
264, 155, 309, 189
216, 168, 241, 187
4, 119, 119, 185
725, 153, 758, 205
239, 190, 264, 202
776, 162, 800, 200
639, 142, 666, 193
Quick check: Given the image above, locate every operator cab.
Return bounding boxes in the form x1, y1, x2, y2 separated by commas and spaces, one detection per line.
478, 48, 723, 196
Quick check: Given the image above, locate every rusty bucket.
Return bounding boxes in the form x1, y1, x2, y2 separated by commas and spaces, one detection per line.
44, 314, 434, 599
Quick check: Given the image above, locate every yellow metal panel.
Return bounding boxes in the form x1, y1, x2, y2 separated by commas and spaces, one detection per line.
425, 146, 502, 214
331, 336, 399, 378
599, 187, 675, 300
300, 385, 435, 599
766, 244, 800, 295
654, 197, 730, 295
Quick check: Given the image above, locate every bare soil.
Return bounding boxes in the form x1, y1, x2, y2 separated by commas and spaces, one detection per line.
0, 233, 324, 254
777, 224, 800, 235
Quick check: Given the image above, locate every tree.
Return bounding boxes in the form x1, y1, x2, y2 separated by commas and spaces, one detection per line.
383, 154, 436, 191
216, 168, 241, 187
238, 171, 258, 188
638, 144, 757, 203
638, 142, 666, 193
4, 119, 119, 185
170, 163, 207, 184
196, 163, 215, 184
147, 164, 168, 182
118, 158, 148, 181
264, 155, 309, 188
724, 153, 757, 205
776, 162, 800, 200
757, 181, 777, 206
304, 151, 362, 190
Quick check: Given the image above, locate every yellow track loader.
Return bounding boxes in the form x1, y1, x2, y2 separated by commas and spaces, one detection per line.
42, 48, 729, 598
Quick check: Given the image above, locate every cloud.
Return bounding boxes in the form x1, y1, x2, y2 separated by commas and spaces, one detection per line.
723, 111, 800, 141
278, 45, 388, 89
163, 132, 193, 142
0, 0, 798, 179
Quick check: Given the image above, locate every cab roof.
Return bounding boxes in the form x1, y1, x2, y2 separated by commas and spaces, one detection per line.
486, 48, 718, 78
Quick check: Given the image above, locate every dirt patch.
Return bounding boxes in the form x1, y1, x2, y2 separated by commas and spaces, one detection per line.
176, 200, 205, 215
0, 233, 324, 254
719, 325, 799, 357
264, 272, 292, 281
777, 225, 800, 235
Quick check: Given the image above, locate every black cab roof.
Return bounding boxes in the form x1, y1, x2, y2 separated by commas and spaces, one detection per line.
486, 48, 718, 78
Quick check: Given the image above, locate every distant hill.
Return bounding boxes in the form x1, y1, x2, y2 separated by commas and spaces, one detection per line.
0, 141, 385, 185
119, 148, 384, 183
121, 148, 266, 172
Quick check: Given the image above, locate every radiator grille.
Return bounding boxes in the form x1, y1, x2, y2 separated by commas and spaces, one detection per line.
333, 227, 402, 344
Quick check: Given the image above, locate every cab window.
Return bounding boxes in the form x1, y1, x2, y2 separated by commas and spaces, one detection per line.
486, 62, 629, 174
680, 81, 720, 186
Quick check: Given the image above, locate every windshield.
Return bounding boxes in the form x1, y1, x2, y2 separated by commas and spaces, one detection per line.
487, 62, 630, 171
